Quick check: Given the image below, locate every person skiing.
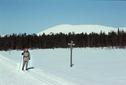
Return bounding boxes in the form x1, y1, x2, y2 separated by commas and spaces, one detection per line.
22, 48, 30, 70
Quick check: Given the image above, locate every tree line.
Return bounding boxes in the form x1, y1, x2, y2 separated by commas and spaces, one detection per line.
0, 29, 126, 50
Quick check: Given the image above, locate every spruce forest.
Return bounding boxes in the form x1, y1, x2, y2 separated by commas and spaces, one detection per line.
0, 29, 126, 50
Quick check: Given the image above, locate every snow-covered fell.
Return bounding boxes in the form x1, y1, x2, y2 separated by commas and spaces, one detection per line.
38, 24, 126, 35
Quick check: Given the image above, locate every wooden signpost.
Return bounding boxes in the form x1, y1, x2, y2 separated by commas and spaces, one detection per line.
68, 41, 75, 67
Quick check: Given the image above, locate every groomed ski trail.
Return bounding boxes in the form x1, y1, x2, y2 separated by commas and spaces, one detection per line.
0, 54, 76, 85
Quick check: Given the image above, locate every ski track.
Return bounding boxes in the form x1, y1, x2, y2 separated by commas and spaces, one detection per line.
0, 54, 76, 85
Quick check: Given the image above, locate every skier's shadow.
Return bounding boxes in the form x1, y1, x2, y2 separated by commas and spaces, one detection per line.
27, 67, 34, 70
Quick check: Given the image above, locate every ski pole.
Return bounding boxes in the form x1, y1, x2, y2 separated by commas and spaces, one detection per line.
18, 55, 22, 71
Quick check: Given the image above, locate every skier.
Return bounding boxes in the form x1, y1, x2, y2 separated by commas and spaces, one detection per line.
21, 48, 30, 70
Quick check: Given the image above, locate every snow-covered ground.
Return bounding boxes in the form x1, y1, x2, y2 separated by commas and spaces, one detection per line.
0, 48, 126, 85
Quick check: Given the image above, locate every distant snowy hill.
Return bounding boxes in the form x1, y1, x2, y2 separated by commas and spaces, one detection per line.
38, 24, 126, 35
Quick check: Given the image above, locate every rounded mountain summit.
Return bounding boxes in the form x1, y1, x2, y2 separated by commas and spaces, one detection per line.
38, 24, 126, 35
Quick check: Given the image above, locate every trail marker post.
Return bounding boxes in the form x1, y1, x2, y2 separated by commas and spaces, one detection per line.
68, 41, 75, 67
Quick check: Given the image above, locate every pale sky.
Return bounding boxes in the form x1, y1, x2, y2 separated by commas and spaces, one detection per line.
0, 0, 126, 34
